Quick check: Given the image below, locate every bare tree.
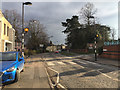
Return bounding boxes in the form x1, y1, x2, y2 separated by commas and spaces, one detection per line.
79, 2, 97, 25
3, 10, 22, 42
111, 28, 116, 41
25, 20, 49, 50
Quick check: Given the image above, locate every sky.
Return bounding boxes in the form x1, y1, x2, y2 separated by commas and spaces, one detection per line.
1, 0, 119, 44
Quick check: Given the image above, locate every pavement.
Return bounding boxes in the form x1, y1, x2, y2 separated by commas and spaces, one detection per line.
2, 55, 51, 89
75, 54, 120, 67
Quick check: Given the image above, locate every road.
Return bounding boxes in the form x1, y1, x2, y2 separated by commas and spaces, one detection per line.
2, 53, 120, 89
44, 53, 120, 88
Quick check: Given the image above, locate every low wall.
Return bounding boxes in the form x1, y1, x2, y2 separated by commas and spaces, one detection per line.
101, 44, 120, 60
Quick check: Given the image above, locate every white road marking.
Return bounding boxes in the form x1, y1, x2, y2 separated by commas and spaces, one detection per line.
68, 61, 77, 64
85, 61, 101, 66
57, 62, 66, 65
47, 62, 55, 66
79, 65, 85, 68
97, 70, 120, 81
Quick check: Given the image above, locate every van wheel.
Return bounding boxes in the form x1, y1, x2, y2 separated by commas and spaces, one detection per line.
14, 70, 20, 82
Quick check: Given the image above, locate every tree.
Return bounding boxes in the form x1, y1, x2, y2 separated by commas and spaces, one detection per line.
110, 28, 116, 41
78, 2, 110, 45
62, 3, 111, 49
25, 20, 49, 50
3, 10, 22, 42
79, 2, 97, 25
62, 16, 87, 49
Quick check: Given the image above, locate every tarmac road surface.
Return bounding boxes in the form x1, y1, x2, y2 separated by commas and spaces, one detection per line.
2, 53, 120, 89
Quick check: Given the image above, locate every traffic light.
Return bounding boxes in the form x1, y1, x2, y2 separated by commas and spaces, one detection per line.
24, 28, 29, 32
96, 34, 99, 38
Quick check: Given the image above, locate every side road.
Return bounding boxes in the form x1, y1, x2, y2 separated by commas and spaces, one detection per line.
75, 54, 119, 67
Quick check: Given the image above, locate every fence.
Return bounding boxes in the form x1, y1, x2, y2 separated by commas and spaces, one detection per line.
101, 44, 120, 60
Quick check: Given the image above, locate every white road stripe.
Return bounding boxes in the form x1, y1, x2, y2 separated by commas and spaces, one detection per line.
97, 70, 120, 81
85, 61, 101, 66
57, 62, 66, 65
79, 65, 84, 68
47, 62, 55, 66
68, 61, 77, 64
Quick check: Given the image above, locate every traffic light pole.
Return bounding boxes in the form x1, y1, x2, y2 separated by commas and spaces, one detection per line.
94, 37, 97, 61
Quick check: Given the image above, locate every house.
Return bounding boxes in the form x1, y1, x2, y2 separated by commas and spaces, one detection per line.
46, 44, 66, 52
0, 10, 15, 52
46, 45, 57, 52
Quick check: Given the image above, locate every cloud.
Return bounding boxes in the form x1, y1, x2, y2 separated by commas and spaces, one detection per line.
94, 2, 118, 18
2, 2, 119, 44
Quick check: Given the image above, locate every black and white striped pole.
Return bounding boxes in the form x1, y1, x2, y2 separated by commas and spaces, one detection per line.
94, 36, 97, 61
89, 15, 97, 61
22, 2, 32, 57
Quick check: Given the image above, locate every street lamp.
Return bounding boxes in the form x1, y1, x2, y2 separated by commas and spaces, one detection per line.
22, 2, 32, 57
89, 16, 97, 61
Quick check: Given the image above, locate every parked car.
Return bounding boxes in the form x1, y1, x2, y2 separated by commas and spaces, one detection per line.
0, 51, 25, 84
55, 51, 59, 53
55, 50, 61, 53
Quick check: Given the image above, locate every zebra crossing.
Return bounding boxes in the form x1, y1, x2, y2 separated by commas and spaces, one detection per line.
47, 60, 87, 66
46, 59, 101, 67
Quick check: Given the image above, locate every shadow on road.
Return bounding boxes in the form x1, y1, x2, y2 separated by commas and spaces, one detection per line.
59, 60, 118, 78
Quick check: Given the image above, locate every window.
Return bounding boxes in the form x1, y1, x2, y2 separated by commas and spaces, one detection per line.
7, 26, 9, 36
0, 52, 16, 61
4, 24, 6, 35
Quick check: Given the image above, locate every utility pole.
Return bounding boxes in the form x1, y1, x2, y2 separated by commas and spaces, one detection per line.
21, 2, 32, 57
22, 3, 25, 57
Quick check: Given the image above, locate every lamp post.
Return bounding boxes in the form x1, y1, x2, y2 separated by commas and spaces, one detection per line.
89, 16, 97, 61
22, 2, 32, 57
